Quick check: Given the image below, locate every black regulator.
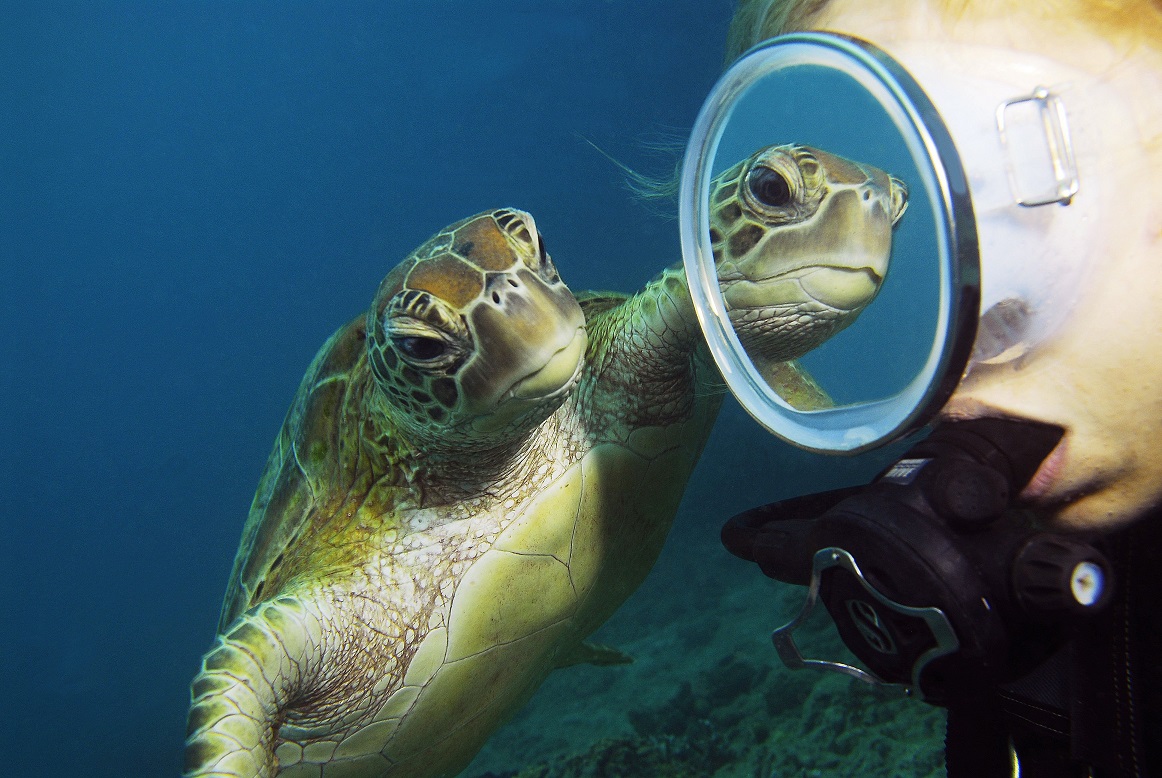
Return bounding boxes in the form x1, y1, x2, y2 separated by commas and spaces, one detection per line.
721, 417, 1113, 706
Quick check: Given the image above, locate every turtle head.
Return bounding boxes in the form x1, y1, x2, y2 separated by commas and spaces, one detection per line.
366, 209, 586, 443
711, 143, 908, 362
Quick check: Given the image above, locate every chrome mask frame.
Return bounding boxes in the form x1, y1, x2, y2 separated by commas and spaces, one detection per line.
680, 33, 980, 453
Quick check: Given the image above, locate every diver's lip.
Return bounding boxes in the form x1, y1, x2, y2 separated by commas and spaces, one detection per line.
939, 400, 1067, 504
505, 328, 586, 401
1020, 442, 1067, 502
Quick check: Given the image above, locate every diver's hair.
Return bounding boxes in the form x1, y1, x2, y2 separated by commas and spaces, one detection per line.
725, 0, 829, 63
627, 0, 1162, 212
581, 134, 686, 215
725, 0, 1162, 64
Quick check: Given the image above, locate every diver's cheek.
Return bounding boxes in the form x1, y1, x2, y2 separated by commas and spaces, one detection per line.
1049, 235, 1162, 527
945, 280, 1162, 531
1045, 416, 1162, 532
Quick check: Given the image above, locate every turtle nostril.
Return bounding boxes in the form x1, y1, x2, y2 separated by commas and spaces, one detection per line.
508, 278, 519, 288
862, 189, 872, 201
491, 291, 501, 304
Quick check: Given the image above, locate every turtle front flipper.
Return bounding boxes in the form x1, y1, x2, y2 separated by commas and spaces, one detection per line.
761, 359, 833, 411
185, 598, 317, 778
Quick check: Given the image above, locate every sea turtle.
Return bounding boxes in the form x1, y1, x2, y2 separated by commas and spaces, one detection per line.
184, 143, 908, 778
710, 144, 908, 364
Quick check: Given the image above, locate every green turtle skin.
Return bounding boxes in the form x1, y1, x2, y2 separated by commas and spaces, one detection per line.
184, 146, 907, 778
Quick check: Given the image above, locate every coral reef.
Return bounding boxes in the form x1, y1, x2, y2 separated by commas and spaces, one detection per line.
471, 647, 944, 777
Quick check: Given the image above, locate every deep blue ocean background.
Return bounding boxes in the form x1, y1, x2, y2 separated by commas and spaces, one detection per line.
1, 3, 943, 776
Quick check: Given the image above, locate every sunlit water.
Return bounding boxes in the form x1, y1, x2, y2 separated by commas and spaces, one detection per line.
2, 4, 943, 775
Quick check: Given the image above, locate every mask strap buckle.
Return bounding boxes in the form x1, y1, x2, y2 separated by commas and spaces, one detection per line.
996, 86, 1080, 207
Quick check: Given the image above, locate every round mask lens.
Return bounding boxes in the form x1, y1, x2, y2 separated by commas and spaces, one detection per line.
680, 33, 979, 453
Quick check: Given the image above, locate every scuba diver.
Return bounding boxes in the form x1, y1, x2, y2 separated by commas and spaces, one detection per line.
680, 0, 1162, 775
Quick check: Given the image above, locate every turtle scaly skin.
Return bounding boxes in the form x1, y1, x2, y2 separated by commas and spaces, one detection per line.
184, 145, 907, 778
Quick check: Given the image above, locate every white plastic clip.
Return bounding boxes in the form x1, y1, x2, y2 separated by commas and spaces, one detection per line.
996, 86, 1080, 207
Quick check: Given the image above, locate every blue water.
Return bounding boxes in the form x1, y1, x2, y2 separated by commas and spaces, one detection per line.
1, 3, 934, 776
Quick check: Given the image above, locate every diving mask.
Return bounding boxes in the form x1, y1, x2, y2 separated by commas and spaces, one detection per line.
681, 33, 1122, 453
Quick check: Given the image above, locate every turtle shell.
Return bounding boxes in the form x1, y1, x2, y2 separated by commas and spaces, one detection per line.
218, 315, 383, 630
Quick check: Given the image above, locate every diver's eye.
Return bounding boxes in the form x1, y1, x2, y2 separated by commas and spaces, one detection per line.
747, 166, 793, 208
396, 336, 447, 361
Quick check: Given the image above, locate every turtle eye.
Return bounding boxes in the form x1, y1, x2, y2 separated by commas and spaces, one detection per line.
747, 166, 793, 208
535, 232, 560, 283
396, 335, 447, 361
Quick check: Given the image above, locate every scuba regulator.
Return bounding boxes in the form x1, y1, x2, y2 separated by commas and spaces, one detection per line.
721, 417, 1113, 705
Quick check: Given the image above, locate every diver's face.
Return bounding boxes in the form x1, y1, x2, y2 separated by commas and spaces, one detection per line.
813, 0, 1162, 530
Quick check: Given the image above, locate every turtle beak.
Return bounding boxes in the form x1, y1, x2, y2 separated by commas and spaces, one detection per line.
506, 329, 587, 401
889, 175, 909, 226
459, 265, 586, 430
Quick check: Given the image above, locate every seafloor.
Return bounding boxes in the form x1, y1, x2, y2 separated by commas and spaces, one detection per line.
465, 403, 947, 778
